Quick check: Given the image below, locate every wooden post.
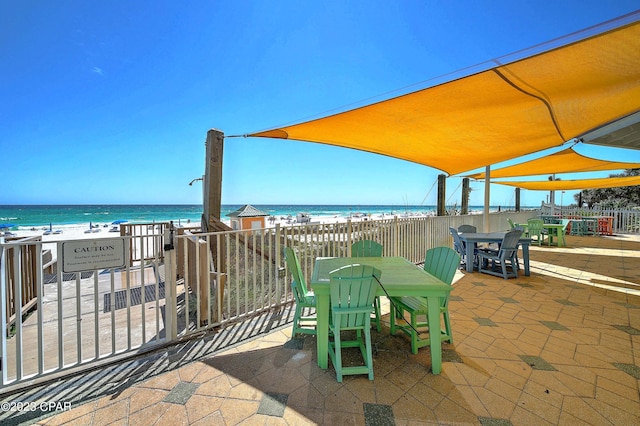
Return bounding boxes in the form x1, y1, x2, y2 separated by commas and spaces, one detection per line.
515, 188, 521, 212
203, 129, 224, 227
203, 129, 226, 311
461, 178, 470, 215
437, 174, 446, 216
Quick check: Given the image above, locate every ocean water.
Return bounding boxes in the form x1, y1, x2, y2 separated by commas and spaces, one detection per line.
0, 204, 515, 231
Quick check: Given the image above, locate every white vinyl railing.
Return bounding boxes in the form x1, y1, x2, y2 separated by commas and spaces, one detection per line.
1, 210, 538, 389
540, 206, 640, 232
172, 211, 535, 339
0, 233, 167, 390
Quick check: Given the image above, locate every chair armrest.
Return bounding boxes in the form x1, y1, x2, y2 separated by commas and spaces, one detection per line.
332, 307, 375, 315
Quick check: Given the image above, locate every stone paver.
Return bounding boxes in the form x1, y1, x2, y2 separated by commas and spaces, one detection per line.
1, 234, 638, 426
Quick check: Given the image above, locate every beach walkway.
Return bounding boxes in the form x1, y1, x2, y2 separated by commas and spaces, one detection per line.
2, 234, 640, 425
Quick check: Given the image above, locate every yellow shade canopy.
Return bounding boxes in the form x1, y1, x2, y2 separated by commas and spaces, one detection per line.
250, 19, 640, 176
495, 176, 640, 191
466, 148, 640, 179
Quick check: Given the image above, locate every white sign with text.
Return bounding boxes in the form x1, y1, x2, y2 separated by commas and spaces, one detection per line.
62, 238, 126, 273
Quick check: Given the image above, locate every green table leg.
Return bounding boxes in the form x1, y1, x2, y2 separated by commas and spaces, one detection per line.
427, 296, 443, 374
316, 293, 330, 369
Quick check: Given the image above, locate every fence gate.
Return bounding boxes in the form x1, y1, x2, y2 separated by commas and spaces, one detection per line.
0, 230, 169, 390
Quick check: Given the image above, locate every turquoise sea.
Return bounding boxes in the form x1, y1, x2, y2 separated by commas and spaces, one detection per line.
0, 204, 517, 231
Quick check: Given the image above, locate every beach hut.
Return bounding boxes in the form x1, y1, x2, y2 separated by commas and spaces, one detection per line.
226, 205, 269, 233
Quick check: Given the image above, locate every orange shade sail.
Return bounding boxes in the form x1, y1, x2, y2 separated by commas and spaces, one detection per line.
495, 175, 640, 191
466, 148, 640, 179
250, 18, 640, 176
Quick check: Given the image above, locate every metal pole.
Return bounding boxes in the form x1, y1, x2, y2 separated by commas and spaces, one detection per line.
164, 226, 177, 340
484, 166, 490, 232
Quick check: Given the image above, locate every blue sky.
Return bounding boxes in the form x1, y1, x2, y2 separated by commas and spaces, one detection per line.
2, 1, 639, 208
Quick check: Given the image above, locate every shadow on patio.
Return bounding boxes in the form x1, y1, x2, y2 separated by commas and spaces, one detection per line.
3, 234, 639, 425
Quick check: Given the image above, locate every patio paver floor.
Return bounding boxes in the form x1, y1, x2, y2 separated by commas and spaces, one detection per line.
2, 234, 639, 425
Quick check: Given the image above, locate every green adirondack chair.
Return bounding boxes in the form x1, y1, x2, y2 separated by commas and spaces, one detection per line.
559, 219, 570, 246
284, 247, 317, 336
328, 264, 381, 382
571, 219, 588, 236
351, 240, 383, 257
351, 240, 383, 332
389, 247, 460, 354
527, 218, 545, 246
507, 218, 516, 229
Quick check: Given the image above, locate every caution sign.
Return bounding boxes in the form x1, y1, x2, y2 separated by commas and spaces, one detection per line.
62, 238, 126, 272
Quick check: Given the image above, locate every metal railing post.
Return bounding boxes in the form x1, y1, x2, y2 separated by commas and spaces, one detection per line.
35, 241, 44, 375
164, 227, 178, 341
0, 241, 7, 386
275, 224, 282, 303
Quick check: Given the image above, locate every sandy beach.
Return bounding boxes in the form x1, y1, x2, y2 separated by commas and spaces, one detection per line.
6, 210, 432, 240
3, 211, 435, 263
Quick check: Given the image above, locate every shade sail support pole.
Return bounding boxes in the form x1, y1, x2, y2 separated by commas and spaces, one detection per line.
461, 178, 470, 215
437, 174, 446, 216
203, 129, 224, 227
203, 129, 227, 307
549, 174, 556, 213
484, 166, 490, 232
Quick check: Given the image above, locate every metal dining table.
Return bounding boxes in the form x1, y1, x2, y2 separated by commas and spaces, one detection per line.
310, 256, 451, 374
459, 232, 532, 276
